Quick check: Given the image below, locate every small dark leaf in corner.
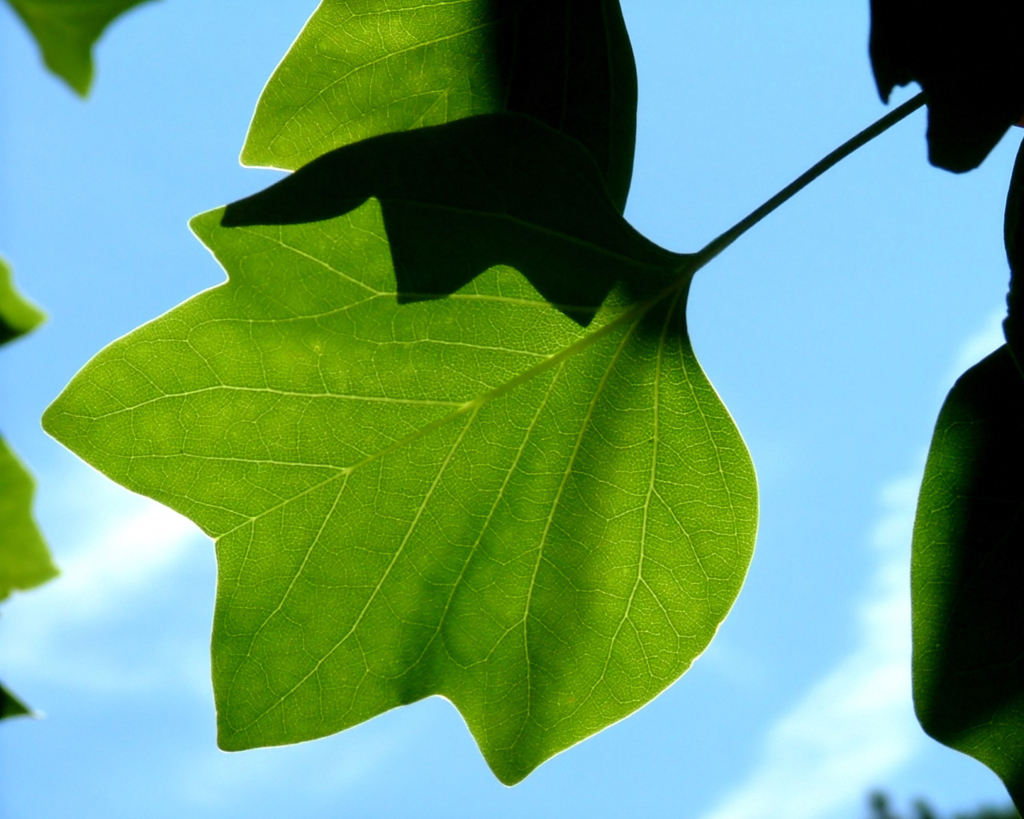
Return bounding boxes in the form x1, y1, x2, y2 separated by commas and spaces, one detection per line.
0, 681, 30, 721
869, 0, 1024, 171
1003, 137, 1024, 373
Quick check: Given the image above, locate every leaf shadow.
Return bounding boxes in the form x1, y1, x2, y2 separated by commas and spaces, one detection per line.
222, 114, 683, 327
485, 0, 637, 211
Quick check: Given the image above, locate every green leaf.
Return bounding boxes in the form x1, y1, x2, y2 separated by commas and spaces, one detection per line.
868, 791, 1021, 819
910, 119, 1024, 811
44, 113, 757, 784
0, 260, 54, 601
0, 257, 45, 346
5, 0, 153, 95
240, 0, 638, 211
0, 436, 57, 602
228, 114, 670, 322
0, 682, 31, 721
912, 345, 1024, 810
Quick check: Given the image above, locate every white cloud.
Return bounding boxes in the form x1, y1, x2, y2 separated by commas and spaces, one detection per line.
42, 494, 198, 620
180, 719, 411, 809
697, 310, 1007, 819
0, 466, 206, 691
698, 476, 923, 819
1, 464, 413, 800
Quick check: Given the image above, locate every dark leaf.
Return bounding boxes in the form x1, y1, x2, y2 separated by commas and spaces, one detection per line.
870, 0, 1024, 171
0, 682, 30, 721
226, 113, 678, 322
1003, 139, 1024, 371
45, 113, 757, 784
912, 345, 1024, 810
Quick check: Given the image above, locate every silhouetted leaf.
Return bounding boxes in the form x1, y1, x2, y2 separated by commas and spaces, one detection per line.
0, 258, 45, 346
45, 113, 757, 784
912, 345, 1024, 810
869, 0, 1024, 171
241, 0, 637, 210
0, 260, 55, 724
1003, 140, 1024, 372
0, 682, 30, 721
5, 0, 153, 95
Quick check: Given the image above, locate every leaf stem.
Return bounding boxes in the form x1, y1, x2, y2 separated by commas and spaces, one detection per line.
688, 92, 926, 273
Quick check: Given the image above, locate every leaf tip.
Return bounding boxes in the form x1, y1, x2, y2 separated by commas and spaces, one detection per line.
60, 66, 93, 98
188, 209, 225, 241
0, 685, 33, 721
0, 260, 47, 343
40, 390, 81, 464
39, 399, 63, 442
216, 723, 258, 754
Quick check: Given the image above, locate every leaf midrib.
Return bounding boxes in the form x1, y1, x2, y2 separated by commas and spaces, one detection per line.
200, 267, 687, 546
218, 269, 689, 742
516, 287, 642, 745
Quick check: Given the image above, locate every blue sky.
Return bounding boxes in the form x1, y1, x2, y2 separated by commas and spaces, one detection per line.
0, 1, 1019, 817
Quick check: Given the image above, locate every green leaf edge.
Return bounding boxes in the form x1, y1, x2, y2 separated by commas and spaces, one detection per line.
0, 257, 45, 343
0, 681, 31, 720
4, 0, 156, 95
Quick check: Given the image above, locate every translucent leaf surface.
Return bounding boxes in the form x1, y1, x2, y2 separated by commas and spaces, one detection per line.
45, 114, 757, 783
1003, 140, 1024, 372
869, 0, 1024, 171
912, 132, 1024, 811
912, 345, 1024, 810
1, 259, 55, 723
241, 0, 637, 210
5, 0, 152, 95
0, 437, 56, 602
0, 258, 45, 345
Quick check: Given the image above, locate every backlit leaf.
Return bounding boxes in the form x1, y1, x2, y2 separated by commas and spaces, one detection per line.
913, 133, 1024, 810
912, 345, 1024, 811
0, 440, 48, 719
0, 436, 56, 602
44, 114, 757, 783
0, 259, 55, 723
240, 0, 638, 211
5, 0, 153, 95
0, 260, 54, 601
